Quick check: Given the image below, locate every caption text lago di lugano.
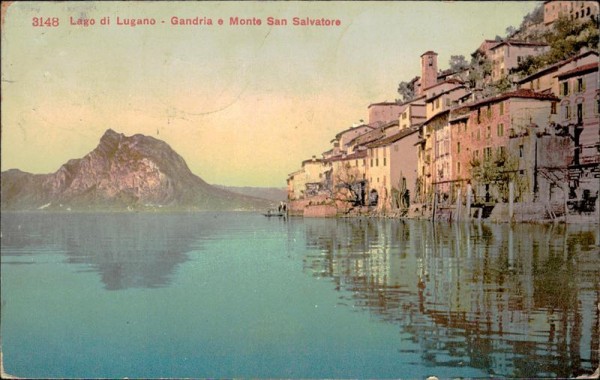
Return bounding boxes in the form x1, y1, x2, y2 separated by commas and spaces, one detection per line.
32, 15, 343, 28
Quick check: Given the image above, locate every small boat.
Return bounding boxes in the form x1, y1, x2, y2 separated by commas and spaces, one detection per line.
263, 208, 286, 217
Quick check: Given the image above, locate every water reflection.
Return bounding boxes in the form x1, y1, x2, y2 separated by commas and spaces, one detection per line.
303, 219, 600, 378
1, 212, 219, 290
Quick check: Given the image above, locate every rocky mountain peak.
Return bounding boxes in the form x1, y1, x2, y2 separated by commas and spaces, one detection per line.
1, 130, 271, 211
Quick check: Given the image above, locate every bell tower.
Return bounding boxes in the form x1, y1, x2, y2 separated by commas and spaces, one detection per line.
420, 51, 438, 92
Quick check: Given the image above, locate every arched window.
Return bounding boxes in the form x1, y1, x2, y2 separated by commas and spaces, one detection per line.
561, 100, 571, 120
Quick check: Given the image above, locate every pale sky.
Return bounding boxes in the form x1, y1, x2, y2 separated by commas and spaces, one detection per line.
1, 1, 540, 187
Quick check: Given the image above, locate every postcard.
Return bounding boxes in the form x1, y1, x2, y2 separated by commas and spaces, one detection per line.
1, 1, 599, 379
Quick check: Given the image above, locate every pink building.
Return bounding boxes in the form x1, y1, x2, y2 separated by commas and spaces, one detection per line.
451, 89, 560, 203
489, 40, 549, 82
544, 1, 599, 25
472, 39, 500, 61
368, 102, 404, 126
330, 124, 374, 156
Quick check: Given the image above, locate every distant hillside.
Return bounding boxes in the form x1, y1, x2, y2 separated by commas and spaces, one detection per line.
214, 185, 287, 202
1, 129, 273, 211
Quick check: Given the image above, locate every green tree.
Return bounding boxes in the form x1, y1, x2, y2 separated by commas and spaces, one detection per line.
449, 55, 469, 72
397, 80, 415, 102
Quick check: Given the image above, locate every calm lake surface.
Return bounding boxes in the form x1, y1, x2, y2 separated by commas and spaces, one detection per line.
1, 212, 599, 378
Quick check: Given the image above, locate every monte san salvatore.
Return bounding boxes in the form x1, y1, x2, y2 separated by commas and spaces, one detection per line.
0, 129, 271, 211
287, 2, 599, 224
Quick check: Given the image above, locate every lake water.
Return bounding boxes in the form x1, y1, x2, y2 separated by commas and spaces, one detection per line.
1, 212, 599, 378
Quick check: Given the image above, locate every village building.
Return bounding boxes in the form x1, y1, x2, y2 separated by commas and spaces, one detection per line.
489, 40, 549, 82
556, 62, 599, 159
399, 96, 426, 130
424, 81, 468, 120
472, 39, 501, 61
555, 61, 599, 210
287, 169, 305, 201
328, 123, 373, 157
368, 102, 404, 126
363, 124, 420, 213
543, 0, 599, 25
450, 89, 561, 205
416, 110, 450, 203
516, 49, 598, 94
325, 150, 368, 209
286, 157, 330, 201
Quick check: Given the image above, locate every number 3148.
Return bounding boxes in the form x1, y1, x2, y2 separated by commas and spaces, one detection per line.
32, 17, 59, 27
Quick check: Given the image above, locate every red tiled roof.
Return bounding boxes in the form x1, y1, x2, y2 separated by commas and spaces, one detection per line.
422, 109, 450, 127
334, 124, 371, 139
421, 78, 464, 92
490, 39, 549, 50
399, 95, 426, 106
325, 150, 368, 163
368, 101, 401, 108
426, 85, 467, 102
466, 88, 559, 109
421, 50, 438, 57
302, 157, 324, 166
556, 62, 599, 79
365, 127, 420, 148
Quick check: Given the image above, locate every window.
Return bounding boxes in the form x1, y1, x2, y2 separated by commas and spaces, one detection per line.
457, 162, 461, 174
486, 105, 492, 118
519, 144, 524, 158
577, 102, 583, 123
484, 147, 492, 159
498, 146, 506, 157
477, 108, 481, 123
497, 123, 504, 137
376, 158, 379, 166
435, 98, 440, 109
477, 129, 481, 140
370, 159, 373, 167
551, 101, 557, 114
486, 125, 491, 138
565, 104, 572, 119
474, 150, 480, 159
561, 81, 570, 96
576, 77, 585, 92
499, 102, 504, 115
457, 141, 461, 154
383, 157, 387, 166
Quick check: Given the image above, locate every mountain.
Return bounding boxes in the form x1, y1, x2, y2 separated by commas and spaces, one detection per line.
214, 185, 287, 203
1, 129, 273, 211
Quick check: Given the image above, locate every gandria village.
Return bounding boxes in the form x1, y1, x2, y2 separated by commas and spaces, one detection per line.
286, 1, 600, 223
